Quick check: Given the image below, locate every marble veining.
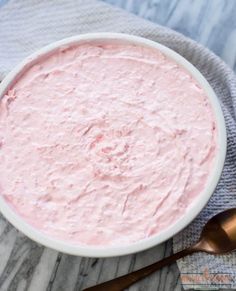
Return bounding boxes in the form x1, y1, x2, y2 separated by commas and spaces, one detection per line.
0, 0, 235, 290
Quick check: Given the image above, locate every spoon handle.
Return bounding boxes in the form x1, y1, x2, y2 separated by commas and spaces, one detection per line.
83, 247, 198, 291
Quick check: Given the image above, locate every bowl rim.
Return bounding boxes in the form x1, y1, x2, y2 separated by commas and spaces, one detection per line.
0, 32, 227, 257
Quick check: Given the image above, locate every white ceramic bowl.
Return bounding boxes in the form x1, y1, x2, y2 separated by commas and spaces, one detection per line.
0, 33, 227, 257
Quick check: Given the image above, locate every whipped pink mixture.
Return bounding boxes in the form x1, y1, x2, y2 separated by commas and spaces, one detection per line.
0, 43, 217, 246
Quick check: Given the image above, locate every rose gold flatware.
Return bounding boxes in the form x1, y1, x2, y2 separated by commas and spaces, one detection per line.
83, 208, 236, 291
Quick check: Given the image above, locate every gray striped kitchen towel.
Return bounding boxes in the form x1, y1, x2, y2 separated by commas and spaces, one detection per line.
0, 0, 235, 289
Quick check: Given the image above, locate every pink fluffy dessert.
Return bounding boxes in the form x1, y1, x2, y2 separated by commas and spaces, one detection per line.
0, 43, 217, 246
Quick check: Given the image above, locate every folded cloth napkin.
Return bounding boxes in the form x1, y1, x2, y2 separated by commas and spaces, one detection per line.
0, 0, 236, 289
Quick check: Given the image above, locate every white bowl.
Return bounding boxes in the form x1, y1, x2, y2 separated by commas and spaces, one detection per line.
0, 33, 227, 257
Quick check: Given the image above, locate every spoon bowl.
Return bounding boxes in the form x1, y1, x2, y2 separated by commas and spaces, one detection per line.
198, 208, 236, 254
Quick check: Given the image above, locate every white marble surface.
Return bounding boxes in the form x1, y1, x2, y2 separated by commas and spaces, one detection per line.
0, 0, 235, 290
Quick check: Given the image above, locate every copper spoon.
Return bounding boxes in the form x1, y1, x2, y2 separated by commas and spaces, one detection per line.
83, 208, 236, 291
